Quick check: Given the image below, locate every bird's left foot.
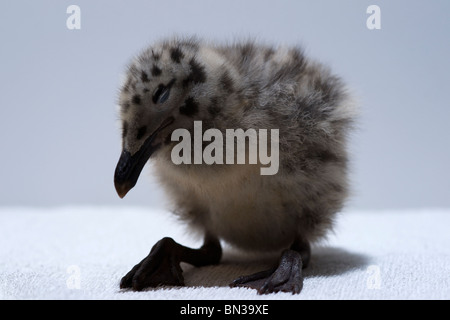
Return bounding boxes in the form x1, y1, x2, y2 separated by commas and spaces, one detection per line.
120, 235, 222, 291
120, 237, 185, 291
230, 249, 303, 294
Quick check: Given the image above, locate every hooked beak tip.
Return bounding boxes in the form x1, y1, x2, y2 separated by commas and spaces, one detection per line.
114, 173, 133, 199
114, 149, 142, 199
115, 187, 128, 199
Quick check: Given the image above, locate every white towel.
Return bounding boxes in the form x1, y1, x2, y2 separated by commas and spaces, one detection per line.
0, 207, 449, 299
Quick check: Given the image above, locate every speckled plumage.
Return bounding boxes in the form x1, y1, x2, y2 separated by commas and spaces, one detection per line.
115, 36, 357, 293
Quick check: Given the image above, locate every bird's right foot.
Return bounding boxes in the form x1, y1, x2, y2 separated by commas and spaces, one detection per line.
230, 249, 304, 294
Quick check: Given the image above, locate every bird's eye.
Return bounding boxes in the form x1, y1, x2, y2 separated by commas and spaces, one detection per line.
152, 84, 170, 104
152, 79, 176, 105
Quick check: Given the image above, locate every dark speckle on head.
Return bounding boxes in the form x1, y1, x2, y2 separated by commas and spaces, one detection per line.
141, 71, 149, 83
170, 47, 184, 63
136, 126, 147, 140
132, 94, 141, 105
151, 65, 162, 77
182, 58, 206, 88
190, 59, 206, 83
179, 97, 199, 116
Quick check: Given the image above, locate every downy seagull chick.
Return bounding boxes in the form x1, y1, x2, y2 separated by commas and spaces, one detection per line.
114, 36, 357, 294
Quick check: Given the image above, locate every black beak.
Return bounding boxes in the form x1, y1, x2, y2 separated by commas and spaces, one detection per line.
114, 135, 160, 199
114, 116, 174, 198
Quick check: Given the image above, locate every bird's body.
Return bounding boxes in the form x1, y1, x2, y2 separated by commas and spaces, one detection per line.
114, 36, 357, 294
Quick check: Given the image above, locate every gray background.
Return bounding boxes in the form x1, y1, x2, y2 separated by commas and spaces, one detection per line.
0, 0, 449, 210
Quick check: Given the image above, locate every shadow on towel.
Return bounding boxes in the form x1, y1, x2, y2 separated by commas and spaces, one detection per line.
181, 246, 370, 288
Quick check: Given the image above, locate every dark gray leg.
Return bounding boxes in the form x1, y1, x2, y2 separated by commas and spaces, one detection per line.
230, 237, 310, 294
120, 234, 222, 291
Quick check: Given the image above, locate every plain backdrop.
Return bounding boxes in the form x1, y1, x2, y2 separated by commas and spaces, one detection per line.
0, 0, 449, 210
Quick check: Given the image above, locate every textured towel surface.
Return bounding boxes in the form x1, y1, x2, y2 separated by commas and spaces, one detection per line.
0, 207, 449, 300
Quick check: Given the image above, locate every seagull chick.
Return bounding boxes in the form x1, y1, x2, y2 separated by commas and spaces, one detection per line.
114, 36, 357, 294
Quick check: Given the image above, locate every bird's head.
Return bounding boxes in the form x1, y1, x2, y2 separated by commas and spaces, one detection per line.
114, 38, 215, 198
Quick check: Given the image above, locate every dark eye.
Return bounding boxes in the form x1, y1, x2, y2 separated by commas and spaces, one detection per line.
152, 79, 176, 105
152, 84, 170, 104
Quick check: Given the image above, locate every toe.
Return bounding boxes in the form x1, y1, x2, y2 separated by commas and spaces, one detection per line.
119, 275, 132, 289
120, 264, 141, 289
232, 249, 304, 295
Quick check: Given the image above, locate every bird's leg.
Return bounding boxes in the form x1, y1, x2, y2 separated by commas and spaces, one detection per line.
120, 234, 222, 291
230, 237, 310, 294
